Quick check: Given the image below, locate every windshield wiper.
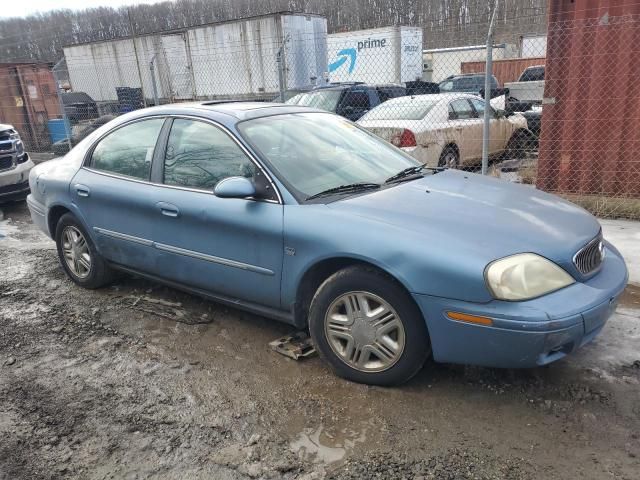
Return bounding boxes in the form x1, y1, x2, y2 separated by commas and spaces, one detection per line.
384, 165, 426, 184
384, 165, 447, 184
306, 182, 381, 201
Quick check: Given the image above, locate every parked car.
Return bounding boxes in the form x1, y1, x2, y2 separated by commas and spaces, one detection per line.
51, 115, 117, 155
491, 94, 542, 146
357, 93, 532, 167
518, 65, 545, 82
27, 102, 627, 386
273, 87, 314, 103
505, 65, 545, 104
438, 74, 498, 96
405, 80, 440, 96
61, 92, 99, 124
0, 124, 34, 203
287, 83, 406, 121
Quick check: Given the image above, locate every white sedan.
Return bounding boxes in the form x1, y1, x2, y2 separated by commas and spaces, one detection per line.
357, 93, 530, 168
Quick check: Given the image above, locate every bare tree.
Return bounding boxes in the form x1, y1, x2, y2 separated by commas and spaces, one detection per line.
0, 0, 547, 62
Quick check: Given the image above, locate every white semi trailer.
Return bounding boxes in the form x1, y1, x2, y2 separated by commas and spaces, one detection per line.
63, 13, 328, 104
327, 26, 423, 85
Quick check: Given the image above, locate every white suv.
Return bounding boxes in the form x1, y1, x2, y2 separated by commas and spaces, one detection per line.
0, 124, 34, 203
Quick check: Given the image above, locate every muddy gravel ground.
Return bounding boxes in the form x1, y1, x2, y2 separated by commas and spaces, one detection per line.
1, 202, 639, 480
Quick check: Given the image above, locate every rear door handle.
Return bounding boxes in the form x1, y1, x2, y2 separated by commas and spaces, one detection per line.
74, 184, 90, 197
156, 201, 180, 218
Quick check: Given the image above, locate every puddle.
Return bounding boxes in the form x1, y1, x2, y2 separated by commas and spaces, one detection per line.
290, 422, 369, 465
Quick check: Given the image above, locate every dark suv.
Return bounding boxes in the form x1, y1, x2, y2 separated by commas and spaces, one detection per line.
287, 83, 406, 121
438, 74, 499, 95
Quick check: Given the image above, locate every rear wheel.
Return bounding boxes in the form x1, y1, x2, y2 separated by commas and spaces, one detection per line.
438, 146, 460, 168
308, 266, 431, 386
55, 213, 114, 289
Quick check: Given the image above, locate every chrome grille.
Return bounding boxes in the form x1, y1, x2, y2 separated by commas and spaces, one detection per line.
573, 234, 605, 275
0, 155, 13, 171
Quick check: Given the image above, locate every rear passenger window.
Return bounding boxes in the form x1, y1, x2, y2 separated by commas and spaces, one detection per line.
90, 118, 164, 180
377, 87, 405, 103
163, 119, 256, 190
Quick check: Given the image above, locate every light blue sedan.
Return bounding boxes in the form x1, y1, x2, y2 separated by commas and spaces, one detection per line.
26, 102, 628, 385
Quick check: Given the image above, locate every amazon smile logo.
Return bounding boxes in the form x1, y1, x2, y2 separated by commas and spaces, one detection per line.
329, 48, 357, 73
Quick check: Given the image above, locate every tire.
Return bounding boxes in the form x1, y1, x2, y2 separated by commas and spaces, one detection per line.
308, 266, 431, 386
438, 146, 460, 168
55, 213, 114, 289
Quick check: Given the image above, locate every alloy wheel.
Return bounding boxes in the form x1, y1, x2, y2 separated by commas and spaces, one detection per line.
442, 150, 459, 168
324, 291, 406, 373
61, 226, 92, 279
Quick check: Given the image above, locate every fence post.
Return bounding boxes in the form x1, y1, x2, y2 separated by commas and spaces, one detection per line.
482, 1, 499, 175
149, 55, 159, 106
276, 34, 290, 103
52, 58, 72, 152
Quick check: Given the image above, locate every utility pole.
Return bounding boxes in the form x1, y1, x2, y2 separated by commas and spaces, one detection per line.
128, 7, 148, 107
482, 0, 499, 175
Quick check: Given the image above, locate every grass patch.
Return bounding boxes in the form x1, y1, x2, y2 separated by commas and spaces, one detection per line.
558, 193, 640, 220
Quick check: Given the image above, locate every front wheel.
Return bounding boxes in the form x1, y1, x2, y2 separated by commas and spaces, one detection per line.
308, 266, 431, 386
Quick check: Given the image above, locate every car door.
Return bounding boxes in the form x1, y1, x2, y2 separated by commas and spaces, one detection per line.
469, 97, 509, 154
71, 117, 166, 271
337, 89, 371, 120
150, 117, 284, 308
447, 98, 482, 163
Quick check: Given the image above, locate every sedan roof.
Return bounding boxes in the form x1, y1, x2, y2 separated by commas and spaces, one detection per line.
382, 93, 479, 105
121, 101, 325, 123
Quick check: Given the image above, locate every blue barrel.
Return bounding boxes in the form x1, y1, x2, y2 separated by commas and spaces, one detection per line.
48, 119, 71, 143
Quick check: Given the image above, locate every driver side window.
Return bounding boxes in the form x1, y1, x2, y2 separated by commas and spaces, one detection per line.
163, 119, 256, 190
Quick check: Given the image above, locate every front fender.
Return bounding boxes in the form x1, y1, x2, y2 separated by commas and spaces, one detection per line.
281, 204, 493, 309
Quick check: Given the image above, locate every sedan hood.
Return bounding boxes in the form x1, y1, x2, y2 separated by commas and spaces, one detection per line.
327, 169, 600, 274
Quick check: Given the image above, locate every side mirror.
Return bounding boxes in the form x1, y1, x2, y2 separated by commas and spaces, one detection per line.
214, 176, 256, 199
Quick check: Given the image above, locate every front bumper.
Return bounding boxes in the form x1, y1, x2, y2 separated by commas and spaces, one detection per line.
0, 157, 33, 201
413, 243, 628, 368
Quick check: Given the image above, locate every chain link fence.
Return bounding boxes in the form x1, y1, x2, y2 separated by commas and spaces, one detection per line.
1, 10, 638, 219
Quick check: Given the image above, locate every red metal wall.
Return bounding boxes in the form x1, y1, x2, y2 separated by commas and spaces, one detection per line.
0, 63, 61, 150
537, 0, 640, 198
461, 57, 546, 85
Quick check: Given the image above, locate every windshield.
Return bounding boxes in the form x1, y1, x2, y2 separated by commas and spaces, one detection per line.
361, 99, 439, 120
238, 113, 421, 200
293, 90, 342, 111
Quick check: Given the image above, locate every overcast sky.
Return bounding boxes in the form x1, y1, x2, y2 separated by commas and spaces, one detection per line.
0, 0, 169, 19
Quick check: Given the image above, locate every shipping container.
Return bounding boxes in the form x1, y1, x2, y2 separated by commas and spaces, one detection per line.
0, 63, 61, 151
537, 0, 640, 199
63, 12, 328, 103
460, 57, 546, 86
327, 26, 423, 84
422, 44, 518, 83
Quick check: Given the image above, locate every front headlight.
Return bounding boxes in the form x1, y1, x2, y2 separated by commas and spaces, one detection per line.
485, 253, 574, 301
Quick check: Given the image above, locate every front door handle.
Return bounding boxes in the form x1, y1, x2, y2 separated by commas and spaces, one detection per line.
156, 202, 180, 218
74, 184, 90, 197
